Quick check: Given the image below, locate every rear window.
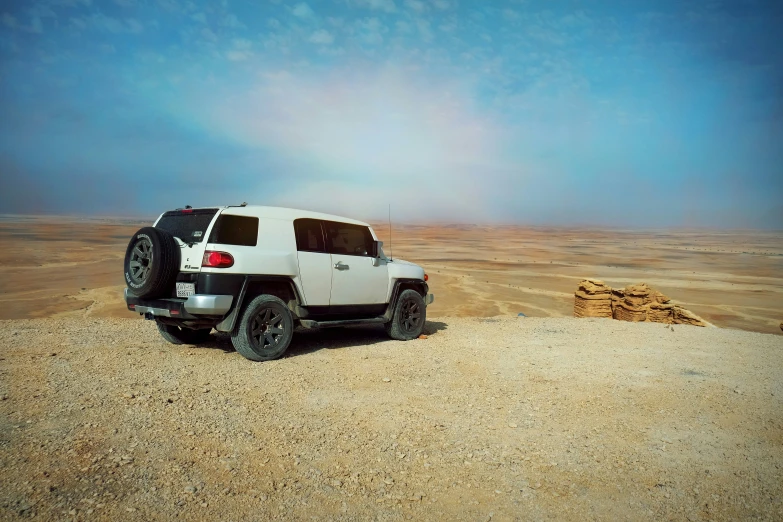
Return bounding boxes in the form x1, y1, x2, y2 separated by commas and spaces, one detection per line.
155, 209, 218, 243
294, 218, 325, 253
208, 214, 259, 246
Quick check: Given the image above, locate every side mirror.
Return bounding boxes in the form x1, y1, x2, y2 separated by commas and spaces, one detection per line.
371, 240, 382, 258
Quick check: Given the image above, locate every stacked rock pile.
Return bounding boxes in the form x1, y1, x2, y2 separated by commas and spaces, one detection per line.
574, 280, 707, 327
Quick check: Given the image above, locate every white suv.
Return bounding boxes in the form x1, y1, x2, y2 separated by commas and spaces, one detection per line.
123, 204, 434, 361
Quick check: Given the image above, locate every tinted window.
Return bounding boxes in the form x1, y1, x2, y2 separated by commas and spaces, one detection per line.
294, 219, 325, 252
156, 209, 218, 243
208, 214, 259, 246
323, 221, 373, 256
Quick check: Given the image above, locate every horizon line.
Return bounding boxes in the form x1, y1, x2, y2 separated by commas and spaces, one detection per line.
1, 212, 781, 233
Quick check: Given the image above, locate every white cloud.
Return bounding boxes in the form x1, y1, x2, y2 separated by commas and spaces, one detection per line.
317, 45, 346, 56
309, 29, 334, 44
113, 0, 137, 6
355, 17, 386, 45
226, 50, 252, 61
126, 18, 144, 33
292, 3, 314, 18
405, 0, 426, 13
527, 24, 566, 46
191, 12, 207, 23
395, 20, 411, 33
439, 18, 456, 32
70, 14, 145, 34
69, 16, 87, 30
54, 0, 92, 6
502, 9, 520, 21
226, 38, 253, 60
2, 13, 18, 29
196, 66, 509, 221
221, 13, 245, 29
262, 30, 294, 53
432, 0, 450, 9
156, 0, 180, 11
28, 16, 44, 33
561, 10, 592, 28
28, 5, 57, 18
351, 0, 397, 13
134, 50, 166, 63
267, 18, 280, 28
415, 17, 432, 42
201, 27, 217, 42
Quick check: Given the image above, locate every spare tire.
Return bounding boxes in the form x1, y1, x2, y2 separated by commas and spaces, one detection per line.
124, 227, 180, 299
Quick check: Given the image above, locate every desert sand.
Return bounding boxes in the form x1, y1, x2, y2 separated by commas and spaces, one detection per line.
1, 317, 781, 521
1, 216, 782, 521
371, 223, 782, 335
0, 216, 779, 334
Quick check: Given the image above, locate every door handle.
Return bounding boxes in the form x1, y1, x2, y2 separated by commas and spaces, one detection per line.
334, 262, 349, 270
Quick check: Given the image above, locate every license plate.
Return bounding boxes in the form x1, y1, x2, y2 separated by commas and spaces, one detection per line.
176, 282, 195, 297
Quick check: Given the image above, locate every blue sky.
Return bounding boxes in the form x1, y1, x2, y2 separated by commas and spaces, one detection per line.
0, 0, 781, 227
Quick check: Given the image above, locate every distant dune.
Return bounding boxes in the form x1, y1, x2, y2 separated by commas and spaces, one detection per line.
0, 218, 780, 335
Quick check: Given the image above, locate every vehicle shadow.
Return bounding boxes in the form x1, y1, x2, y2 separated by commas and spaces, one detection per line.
197, 332, 235, 353
194, 320, 449, 358
284, 319, 449, 358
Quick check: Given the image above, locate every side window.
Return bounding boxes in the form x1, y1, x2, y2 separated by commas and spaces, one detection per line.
294, 218, 326, 253
208, 214, 259, 246
323, 221, 373, 256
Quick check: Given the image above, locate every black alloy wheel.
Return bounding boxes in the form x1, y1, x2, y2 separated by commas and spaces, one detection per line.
250, 307, 287, 352
400, 296, 422, 334
231, 295, 294, 361
385, 289, 427, 341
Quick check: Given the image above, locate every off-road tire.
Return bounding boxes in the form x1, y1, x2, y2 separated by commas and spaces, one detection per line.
231, 295, 294, 362
385, 289, 426, 340
124, 226, 179, 299
156, 322, 212, 345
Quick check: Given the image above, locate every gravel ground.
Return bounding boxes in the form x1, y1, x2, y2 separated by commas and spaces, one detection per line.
1, 316, 782, 521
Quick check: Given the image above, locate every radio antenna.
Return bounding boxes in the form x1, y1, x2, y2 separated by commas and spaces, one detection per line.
388, 203, 393, 261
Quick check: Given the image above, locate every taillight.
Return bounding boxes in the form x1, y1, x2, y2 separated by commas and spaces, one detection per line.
202, 251, 234, 268
424, 273, 429, 281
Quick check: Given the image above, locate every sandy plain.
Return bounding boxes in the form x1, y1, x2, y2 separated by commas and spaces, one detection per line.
1, 317, 782, 521
1, 216, 782, 521
0, 216, 780, 334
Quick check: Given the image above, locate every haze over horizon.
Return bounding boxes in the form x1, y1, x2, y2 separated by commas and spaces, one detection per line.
1, 0, 781, 228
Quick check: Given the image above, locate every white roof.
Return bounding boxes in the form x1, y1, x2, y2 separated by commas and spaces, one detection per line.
201, 205, 371, 227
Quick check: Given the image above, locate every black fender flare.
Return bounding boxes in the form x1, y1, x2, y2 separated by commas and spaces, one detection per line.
383, 278, 429, 321
215, 276, 303, 333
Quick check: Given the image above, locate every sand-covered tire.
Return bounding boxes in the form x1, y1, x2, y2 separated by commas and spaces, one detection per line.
231, 295, 294, 362
124, 227, 179, 299
385, 289, 426, 340
156, 322, 212, 345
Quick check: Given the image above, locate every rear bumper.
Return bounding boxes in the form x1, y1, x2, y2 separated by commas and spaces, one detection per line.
124, 288, 233, 318
425, 293, 434, 306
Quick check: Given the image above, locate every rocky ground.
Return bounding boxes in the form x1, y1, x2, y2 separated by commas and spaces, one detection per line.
1, 316, 782, 521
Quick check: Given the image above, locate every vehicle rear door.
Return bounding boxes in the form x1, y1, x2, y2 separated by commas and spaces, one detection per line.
153, 208, 220, 274
323, 220, 388, 306
293, 219, 332, 306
